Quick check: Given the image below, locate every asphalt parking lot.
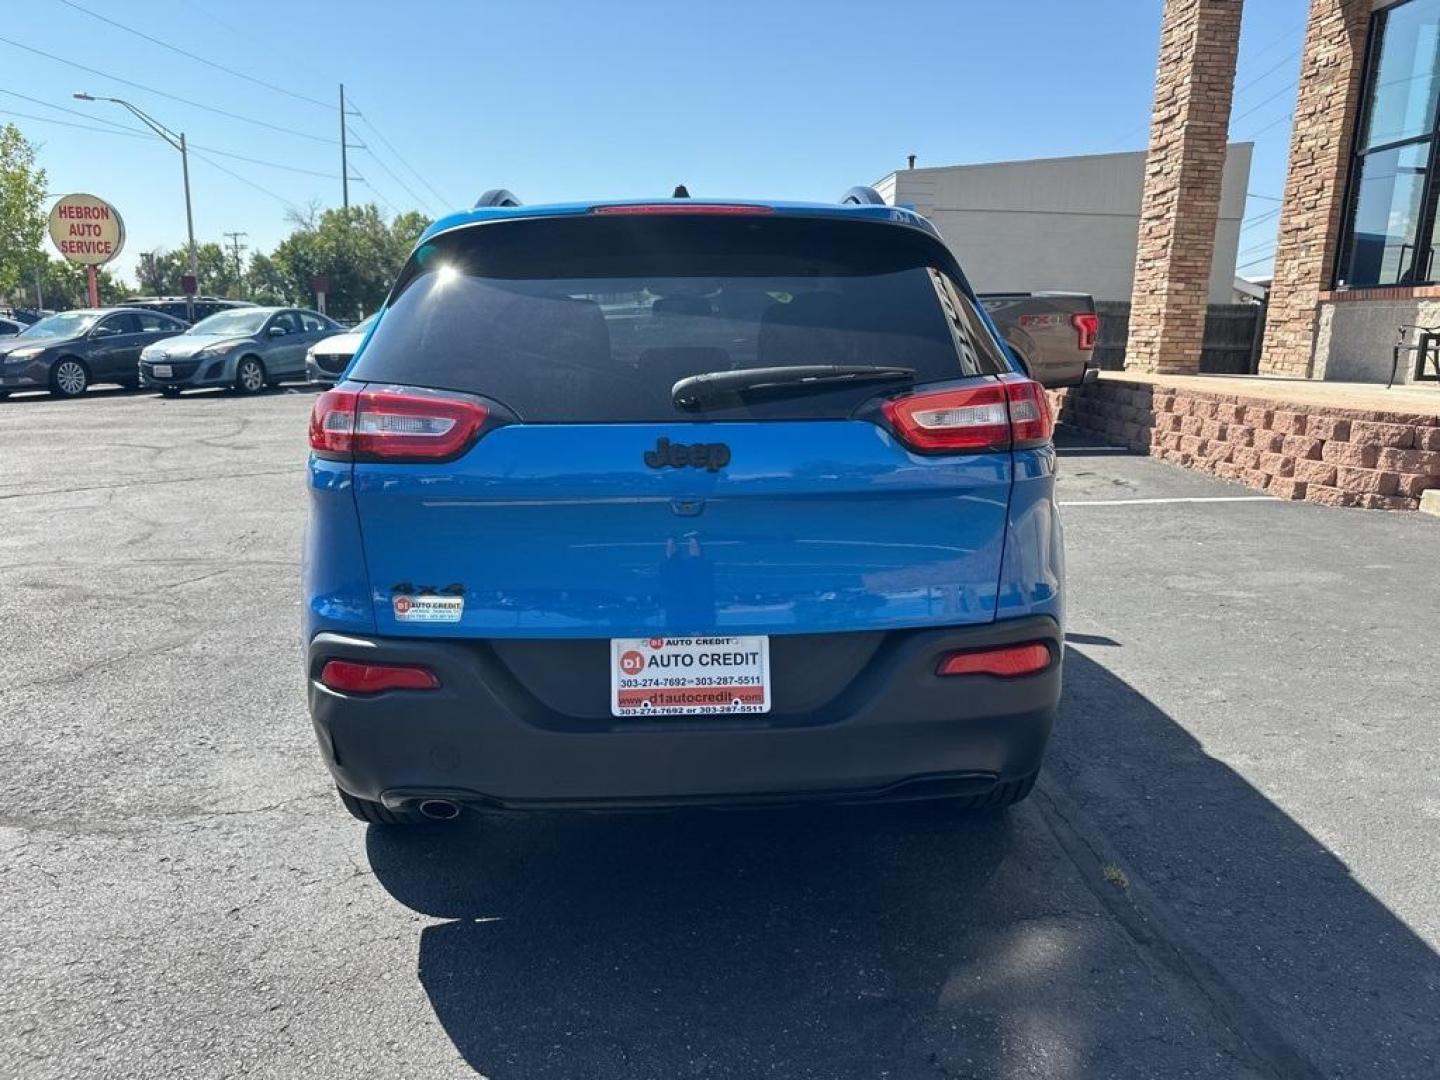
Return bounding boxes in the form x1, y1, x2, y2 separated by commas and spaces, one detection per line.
2, 386, 1438, 1080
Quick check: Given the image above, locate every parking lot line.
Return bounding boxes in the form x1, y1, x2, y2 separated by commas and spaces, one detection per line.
1058, 495, 1277, 507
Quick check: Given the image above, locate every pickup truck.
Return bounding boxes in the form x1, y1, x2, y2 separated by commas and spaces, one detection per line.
980, 292, 1099, 388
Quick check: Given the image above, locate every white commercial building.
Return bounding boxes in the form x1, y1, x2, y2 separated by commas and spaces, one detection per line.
874, 144, 1253, 304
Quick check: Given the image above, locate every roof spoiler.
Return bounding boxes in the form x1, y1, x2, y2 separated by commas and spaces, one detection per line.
475, 189, 522, 208
839, 186, 886, 206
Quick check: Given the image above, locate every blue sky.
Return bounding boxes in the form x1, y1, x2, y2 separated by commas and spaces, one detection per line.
2, 0, 1306, 284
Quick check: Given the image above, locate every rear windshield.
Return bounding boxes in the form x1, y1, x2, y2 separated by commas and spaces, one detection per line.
351, 214, 1009, 422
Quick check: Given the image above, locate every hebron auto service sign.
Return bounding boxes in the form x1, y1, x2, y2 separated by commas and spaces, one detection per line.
48, 193, 125, 266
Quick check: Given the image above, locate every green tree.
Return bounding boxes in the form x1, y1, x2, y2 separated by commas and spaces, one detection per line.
245, 252, 291, 305
134, 243, 244, 298
270, 203, 430, 320
28, 256, 128, 309
0, 123, 47, 301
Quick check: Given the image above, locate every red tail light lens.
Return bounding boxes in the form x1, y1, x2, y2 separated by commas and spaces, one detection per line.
1001, 375, 1054, 449
309, 386, 488, 462
591, 204, 775, 215
937, 642, 1052, 678
319, 659, 441, 694
310, 387, 358, 456
883, 377, 1052, 453
883, 383, 1010, 452
1072, 313, 1099, 350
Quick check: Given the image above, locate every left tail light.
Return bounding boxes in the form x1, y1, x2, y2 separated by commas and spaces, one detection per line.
319, 659, 441, 694
1072, 312, 1099, 351
310, 385, 489, 462
882, 376, 1053, 453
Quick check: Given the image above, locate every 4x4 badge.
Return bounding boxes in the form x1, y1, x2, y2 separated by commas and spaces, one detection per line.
644, 437, 731, 472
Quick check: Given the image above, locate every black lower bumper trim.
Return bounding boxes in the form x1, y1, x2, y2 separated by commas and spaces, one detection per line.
309, 615, 1062, 809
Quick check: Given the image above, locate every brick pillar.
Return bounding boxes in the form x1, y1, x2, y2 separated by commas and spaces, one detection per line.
1126, 0, 1243, 374
1259, 0, 1371, 377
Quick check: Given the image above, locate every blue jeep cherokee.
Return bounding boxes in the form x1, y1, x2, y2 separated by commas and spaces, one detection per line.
303, 191, 1064, 825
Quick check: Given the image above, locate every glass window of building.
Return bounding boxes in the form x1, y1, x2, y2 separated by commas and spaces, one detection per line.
1338, 0, 1440, 286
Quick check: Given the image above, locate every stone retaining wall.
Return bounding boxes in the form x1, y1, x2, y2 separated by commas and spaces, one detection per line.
1048, 380, 1440, 510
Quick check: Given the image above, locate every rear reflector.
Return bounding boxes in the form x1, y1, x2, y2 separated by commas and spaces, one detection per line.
309, 386, 488, 462
882, 377, 1053, 453
319, 659, 440, 694
591, 204, 775, 215
1072, 312, 1099, 351
936, 642, 1052, 678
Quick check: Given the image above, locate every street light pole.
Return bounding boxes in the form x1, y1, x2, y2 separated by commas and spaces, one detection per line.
74, 93, 198, 321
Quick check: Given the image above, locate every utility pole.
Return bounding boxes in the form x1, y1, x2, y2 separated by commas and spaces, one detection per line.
340, 83, 349, 210
223, 231, 248, 285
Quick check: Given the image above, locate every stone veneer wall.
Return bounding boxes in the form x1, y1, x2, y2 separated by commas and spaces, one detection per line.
1126, 0, 1243, 375
1260, 0, 1372, 376
1048, 381, 1440, 510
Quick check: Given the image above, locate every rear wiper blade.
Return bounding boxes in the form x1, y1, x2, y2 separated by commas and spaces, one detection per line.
673, 365, 915, 410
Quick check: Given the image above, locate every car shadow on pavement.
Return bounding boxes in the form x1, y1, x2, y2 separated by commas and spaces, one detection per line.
1046, 649, 1440, 1080
365, 650, 1440, 1079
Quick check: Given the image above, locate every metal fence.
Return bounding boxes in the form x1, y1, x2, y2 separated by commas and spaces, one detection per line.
1093, 301, 1265, 374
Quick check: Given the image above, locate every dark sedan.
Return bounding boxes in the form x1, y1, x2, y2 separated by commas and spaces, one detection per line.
0, 308, 189, 399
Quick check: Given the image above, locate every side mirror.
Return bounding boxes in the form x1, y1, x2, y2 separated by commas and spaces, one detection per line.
269, 325, 288, 337
90, 325, 117, 338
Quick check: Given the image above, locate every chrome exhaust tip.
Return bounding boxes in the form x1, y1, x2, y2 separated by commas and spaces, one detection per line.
417, 799, 461, 821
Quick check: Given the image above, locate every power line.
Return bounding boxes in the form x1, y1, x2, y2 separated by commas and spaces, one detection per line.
1240, 208, 1283, 232
1238, 111, 1295, 142
0, 33, 337, 145
0, 106, 152, 139
347, 97, 453, 210
0, 85, 145, 132
5, 108, 311, 210
1237, 251, 1276, 271
1, 89, 338, 180
1108, 22, 1305, 147
355, 143, 436, 215
1246, 191, 1283, 202
189, 148, 303, 211
191, 145, 337, 179
1238, 238, 1278, 258
354, 175, 399, 216
1232, 81, 1296, 124
1232, 50, 1300, 98
53, 0, 334, 110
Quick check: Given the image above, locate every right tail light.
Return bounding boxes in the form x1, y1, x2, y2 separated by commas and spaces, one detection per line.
882, 376, 1053, 454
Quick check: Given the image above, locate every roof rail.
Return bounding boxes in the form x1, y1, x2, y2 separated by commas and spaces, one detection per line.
840, 186, 886, 206
475, 189, 522, 208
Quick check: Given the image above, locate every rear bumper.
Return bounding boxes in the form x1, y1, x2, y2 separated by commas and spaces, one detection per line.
307, 616, 1061, 811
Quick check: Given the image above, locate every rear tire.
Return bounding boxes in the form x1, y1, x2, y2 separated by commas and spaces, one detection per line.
50, 358, 89, 398
336, 787, 426, 825
951, 770, 1038, 811
235, 356, 266, 394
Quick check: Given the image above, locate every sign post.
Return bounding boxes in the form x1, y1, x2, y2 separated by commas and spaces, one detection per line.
311, 273, 330, 317
48, 193, 125, 304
